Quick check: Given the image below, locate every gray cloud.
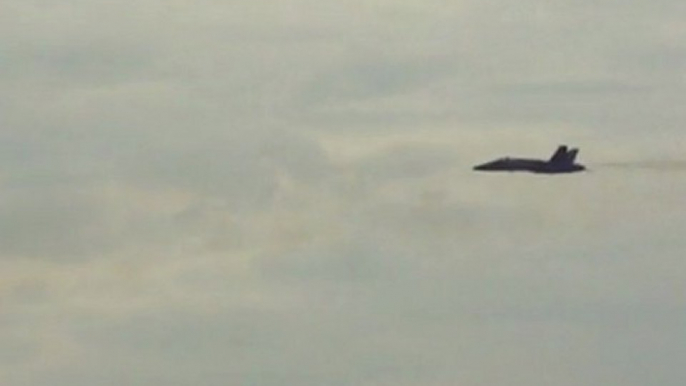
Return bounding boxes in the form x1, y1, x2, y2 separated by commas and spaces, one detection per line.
1, 0, 686, 385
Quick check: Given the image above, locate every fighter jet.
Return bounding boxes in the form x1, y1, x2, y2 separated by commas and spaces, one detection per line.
473, 145, 586, 174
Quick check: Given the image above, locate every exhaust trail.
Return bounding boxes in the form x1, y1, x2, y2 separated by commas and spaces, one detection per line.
594, 160, 686, 172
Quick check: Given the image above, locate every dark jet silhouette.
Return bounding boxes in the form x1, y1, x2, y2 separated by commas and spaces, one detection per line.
473, 145, 586, 174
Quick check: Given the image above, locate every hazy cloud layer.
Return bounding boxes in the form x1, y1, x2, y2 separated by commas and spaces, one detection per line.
1, 0, 686, 385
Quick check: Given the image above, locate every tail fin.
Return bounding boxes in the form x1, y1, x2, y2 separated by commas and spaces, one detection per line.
565, 148, 579, 164
549, 145, 569, 164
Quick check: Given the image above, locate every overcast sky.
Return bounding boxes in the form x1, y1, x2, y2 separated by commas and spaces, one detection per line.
1, 1, 686, 385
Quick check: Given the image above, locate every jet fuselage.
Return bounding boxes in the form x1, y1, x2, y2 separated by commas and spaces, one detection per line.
473, 146, 586, 174
473, 158, 585, 173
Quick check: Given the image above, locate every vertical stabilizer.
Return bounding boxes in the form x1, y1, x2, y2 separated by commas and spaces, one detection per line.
565, 148, 579, 164
549, 145, 569, 164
